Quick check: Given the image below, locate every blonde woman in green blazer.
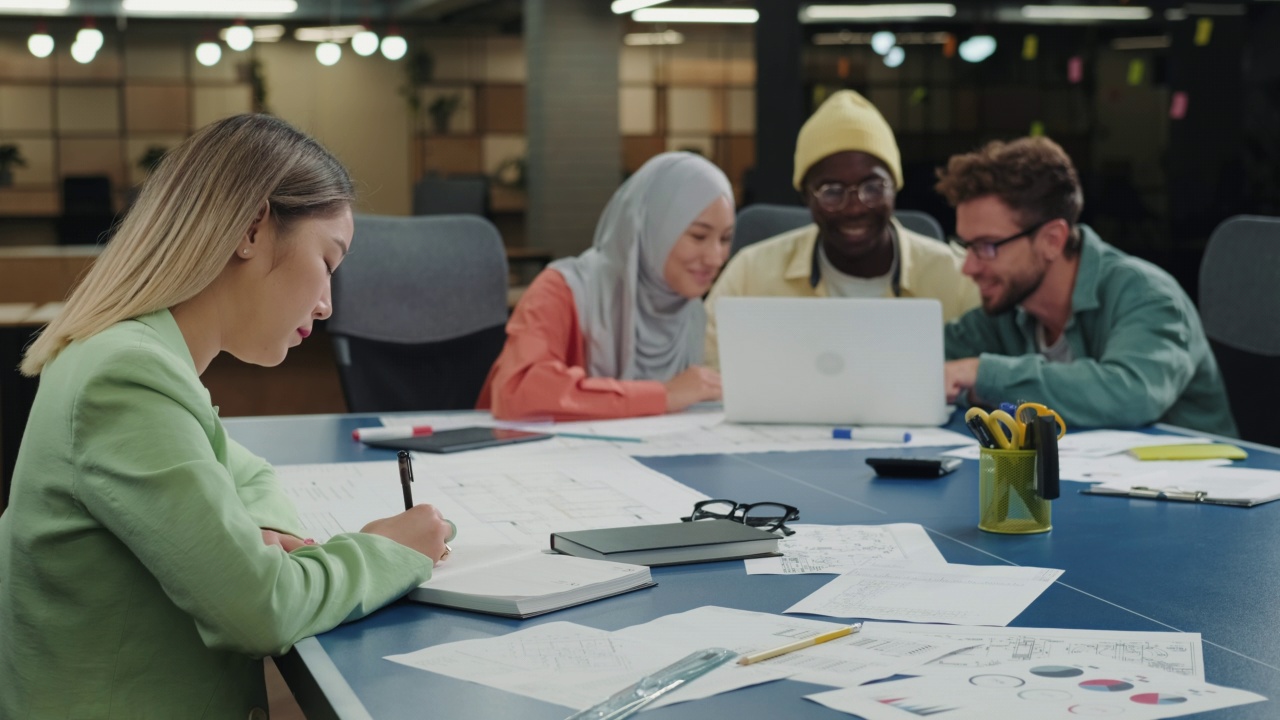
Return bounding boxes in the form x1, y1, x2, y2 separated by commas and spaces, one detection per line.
0, 114, 455, 718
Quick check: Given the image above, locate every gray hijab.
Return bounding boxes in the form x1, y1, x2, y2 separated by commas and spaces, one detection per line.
550, 152, 734, 381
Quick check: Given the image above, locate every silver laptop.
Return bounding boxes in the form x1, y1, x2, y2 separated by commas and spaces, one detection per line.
716, 297, 948, 426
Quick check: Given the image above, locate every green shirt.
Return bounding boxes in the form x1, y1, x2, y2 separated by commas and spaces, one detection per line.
945, 227, 1237, 436
0, 310, 434, 718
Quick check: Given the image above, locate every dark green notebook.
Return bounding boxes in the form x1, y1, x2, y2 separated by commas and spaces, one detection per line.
550, 519, 781, 567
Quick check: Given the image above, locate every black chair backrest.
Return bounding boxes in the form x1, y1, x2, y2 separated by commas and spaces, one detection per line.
730, 204, 946, 259
329, 214, 509, 412
1199, 215, 1280, 444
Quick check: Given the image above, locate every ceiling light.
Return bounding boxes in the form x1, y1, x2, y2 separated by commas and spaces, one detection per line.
195, 41, 221, 66
624, 30, 685, 46
295, 25, 363, 43
871, 31, 897, 55
316, 41, 341, 66
352, 28, 379, 56
122, 0, 298, 16
611, 0, 669, 13
884, 46, 906, 67
225, 23, 253, 51
1021, 5, 1152, 21
0, 0, 68, 10
958, 35, 997, 62
70, 40, 95, 64
380, 33, 407, 60
800, 4, 956, 21
27, 31, 54, 58
219, 24, 284, 43
77, 27, 103, 53
632, 8, 759, 23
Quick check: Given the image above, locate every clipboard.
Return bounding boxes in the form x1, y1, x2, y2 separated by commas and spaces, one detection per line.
1080, 485, 1261, 507
1081, 466, 1280, 507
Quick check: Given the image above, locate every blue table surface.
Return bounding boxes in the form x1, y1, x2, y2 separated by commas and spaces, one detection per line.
225, 412, 1280, 719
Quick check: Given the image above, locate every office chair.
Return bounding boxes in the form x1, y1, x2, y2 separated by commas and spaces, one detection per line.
329, 214, 509, 412
412, 175, 489, 217
730, 204, 947, 259
1199, 215, 1280, 445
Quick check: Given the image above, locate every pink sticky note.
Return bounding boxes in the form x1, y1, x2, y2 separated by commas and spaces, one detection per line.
1170, 91, 1189, 120
1067, 56, 1083, 84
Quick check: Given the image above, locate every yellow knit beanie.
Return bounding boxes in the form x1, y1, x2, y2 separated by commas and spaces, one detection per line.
792, 90, 903, 190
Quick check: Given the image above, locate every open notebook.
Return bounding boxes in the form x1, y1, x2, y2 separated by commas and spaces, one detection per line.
412, 545, 654, 618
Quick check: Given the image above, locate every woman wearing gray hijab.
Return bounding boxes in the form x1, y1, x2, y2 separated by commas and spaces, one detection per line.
478, 152, 735, 420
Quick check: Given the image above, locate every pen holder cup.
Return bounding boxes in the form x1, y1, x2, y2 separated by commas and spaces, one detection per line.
978, 447, 1051, 534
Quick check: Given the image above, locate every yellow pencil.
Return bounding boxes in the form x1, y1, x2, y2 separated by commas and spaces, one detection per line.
736, 624, 861, 666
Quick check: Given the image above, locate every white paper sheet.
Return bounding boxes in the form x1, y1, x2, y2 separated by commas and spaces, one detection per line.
377, 410, 973, 458
745, 523, 946, 575
806, 657, 1265, 720
785, 564, 1064, 626
941, 445, 1231, 483
614, 606, 979, 689
1054, 430, 1211, 458
384, 620, 791, 710
865, 622, 1205, 679
273, 451, 708, 549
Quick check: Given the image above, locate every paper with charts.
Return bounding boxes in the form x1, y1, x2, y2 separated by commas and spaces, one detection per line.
806, 657, 1265, 720
271, 451, 708, 548
785, 564, 1064, 626
612, 606, 980, 689
380, 410, 974, 459
745, 523, 946, 575
864, 622, 1205, 680
383, 620, 791, 711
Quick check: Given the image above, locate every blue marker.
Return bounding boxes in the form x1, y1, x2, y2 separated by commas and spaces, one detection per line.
833, 428, 912, 443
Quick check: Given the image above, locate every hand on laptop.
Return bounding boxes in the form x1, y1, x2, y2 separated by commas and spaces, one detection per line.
944, 358, 980, 404
665, 366, 722, 413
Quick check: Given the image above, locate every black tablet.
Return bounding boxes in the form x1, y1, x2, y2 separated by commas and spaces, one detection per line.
363, 427, 553, 454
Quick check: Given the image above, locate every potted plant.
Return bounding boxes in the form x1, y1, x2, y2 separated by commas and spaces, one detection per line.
0, 144, 27, 187
137, 146, 168, 175
427, 93, 461, 135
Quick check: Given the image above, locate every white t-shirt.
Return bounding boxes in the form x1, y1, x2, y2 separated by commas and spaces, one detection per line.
818, 242, 898, 299
1036, 322, 1074, 363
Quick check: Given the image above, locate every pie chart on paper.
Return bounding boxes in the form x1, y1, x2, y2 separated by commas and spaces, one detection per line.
1131, 693, 1188, 705
1079, 679, 1135, 692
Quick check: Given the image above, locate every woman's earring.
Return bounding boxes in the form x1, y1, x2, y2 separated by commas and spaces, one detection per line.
241, 248, 250, 256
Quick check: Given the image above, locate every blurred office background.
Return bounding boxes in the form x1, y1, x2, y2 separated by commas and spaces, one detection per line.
1, 0, 1278, 416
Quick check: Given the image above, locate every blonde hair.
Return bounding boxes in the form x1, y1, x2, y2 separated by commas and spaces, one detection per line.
21, 114, 354, 376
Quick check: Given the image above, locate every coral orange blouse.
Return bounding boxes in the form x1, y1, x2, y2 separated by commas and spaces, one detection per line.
477, 269, 668, 421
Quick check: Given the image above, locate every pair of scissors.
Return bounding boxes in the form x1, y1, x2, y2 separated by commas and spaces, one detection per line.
1012, 402, 1067, 441
964, 407, 1023, 449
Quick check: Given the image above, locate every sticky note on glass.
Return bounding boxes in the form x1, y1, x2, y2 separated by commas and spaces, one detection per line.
1030, 120, 1045, 137
1067, 56, 1083, 84
1127, 59, 1145, 86
1170, 91, 1189, 120
1129, 444, 1247, 461
1195, 17, 1213, 46
1023, 34, 1038, 60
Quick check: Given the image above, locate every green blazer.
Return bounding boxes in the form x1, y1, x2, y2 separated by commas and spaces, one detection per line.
0, 310, 433, 718
945, 227, 1237, 437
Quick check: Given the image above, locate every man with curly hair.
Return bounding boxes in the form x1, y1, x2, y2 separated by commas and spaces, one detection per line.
938, 136, 1236, 435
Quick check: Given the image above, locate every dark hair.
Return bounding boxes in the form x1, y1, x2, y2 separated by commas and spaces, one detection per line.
935, 136, 1084, 256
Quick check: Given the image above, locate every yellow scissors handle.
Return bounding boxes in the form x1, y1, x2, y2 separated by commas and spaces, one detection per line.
1016, 403, 1067, 439
985, 409, 1022, 449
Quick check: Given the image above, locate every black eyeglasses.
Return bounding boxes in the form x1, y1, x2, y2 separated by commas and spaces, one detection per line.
950, 217, 1058, 261
682, 499, 800, 536
810, 176, 895, 212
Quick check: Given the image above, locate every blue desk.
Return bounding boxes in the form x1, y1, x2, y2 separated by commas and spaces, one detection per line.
225, 413, 1280, 719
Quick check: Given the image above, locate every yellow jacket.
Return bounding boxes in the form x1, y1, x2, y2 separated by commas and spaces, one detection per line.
705, 220, 980, 368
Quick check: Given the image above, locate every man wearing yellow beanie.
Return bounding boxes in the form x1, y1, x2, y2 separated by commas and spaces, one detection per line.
703, 90, 979, 368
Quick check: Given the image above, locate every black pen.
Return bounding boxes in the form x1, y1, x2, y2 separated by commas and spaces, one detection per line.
397, 450, 415, 511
